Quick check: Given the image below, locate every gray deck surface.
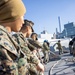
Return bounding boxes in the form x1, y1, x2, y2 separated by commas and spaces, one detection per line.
44, 53, 75, 75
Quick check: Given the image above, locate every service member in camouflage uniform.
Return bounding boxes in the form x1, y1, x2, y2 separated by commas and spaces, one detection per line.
30, 33, 40, 56
56, 40, 63, 55
30, 33, 43, 62
72, 37, 75, 56
43, 40, 50, 64
30, 33, 44, 75
69, 40, 73, 55
13, 20, 44, 75
0, 0, 26, 75
31, 33, 38, 40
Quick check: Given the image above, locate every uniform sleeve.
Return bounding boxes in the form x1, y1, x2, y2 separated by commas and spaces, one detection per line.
43, 43, 50, 50
0, 31, 18, 60
22, 47, 40, 65
27, 40, 37, 51
0, 45, 13, 61
0, 32, 12, 61
28, 39, 43, 49
13, 33, 40, 65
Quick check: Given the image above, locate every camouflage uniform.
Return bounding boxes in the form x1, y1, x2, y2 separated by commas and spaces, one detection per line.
28, 38, 43, 62
0, 30, 28, 75
69, 41, 73, 55
0, 25, 18, 75
72, 38, 75, 56
56, 40, 62, 55
30, 33, 44, 64
27, 38, 44, 75
13, 32, 40, 75
27, 39, 42, 51
73, 41, 75, 56
43, 41, 50, 64
18, 58, 28, 75
0, 0, 26, 74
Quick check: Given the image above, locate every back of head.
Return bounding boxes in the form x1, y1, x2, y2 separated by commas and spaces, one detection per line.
0, 0, 26, 23
58, 40, 60, 42
44, 40, 48, 43
25, 19, 34, 27
44, 40, 49, 46
31, 33, 38, 40
20, 19, 34, 32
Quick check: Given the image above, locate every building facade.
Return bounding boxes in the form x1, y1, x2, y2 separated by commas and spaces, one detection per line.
38, 30, 53, 39
59, 22, 75, 38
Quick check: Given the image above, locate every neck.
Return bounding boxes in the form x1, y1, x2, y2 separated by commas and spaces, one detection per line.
23, 33, 27, 38
20, 30, 28, 38
5, 26, 11, 32
2, 23, 12, 33
26, 34, 30, 38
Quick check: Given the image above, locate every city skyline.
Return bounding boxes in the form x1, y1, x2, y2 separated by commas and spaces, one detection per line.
23, 0, 75, 34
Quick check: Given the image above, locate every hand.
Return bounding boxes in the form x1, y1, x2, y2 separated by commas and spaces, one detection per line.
32, 50, 37, 55
36, 62, 44, 72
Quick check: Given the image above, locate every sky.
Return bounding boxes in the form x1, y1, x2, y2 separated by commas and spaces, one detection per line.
22, 0, 75, 34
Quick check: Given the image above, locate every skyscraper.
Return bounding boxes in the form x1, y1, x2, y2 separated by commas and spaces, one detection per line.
58, 16, 61, 33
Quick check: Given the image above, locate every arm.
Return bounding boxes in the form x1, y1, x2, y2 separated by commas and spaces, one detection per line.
0, 45, 13, 61
43, 43, 50, 50
27, 40, 37, 51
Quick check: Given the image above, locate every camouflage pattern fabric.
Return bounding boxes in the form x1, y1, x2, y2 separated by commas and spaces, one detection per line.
27, 40, 37, 51
56, 42, 62, 50
43, 42, 50, 63
28, 39, 44, 75
12, 33, 29, 75
13, 32, 40, 75
28, 39, 43, 49
29, 63, 38, 75
56, 42, 62, 55
0, 25, 18, 75
28, 39, 44, 63
43, 42, 50, 51
18, 58, 29, 75
13, 32, 39, 64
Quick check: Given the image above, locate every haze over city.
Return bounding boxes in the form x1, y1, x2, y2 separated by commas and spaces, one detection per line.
23, 0, 75, 34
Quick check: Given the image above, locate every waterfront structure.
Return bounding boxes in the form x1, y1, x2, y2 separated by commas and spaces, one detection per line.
38, 30, 53, 39
59, 22, 75, 38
